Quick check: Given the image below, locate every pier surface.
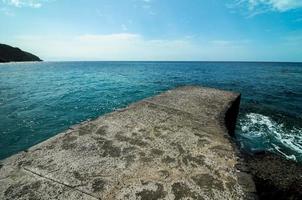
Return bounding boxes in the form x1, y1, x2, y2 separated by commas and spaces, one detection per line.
0, 86, 256, 199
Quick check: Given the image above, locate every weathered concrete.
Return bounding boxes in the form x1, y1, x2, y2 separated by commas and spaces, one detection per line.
0, 86, 256, 200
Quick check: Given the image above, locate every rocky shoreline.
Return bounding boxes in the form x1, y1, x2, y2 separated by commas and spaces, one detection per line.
244, 152, 302, 200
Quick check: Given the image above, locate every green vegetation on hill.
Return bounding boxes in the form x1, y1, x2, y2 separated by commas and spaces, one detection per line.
0, 44, 42, 63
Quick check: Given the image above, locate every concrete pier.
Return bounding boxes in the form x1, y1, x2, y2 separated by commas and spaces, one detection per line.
0, 86, 256, 200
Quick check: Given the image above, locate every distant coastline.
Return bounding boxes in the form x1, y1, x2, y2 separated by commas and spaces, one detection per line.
0, 43, 42, 63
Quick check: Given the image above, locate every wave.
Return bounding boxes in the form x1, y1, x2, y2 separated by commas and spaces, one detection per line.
237, 113, 302, 162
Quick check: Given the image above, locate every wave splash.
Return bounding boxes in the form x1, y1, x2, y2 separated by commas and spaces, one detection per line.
237, 113, 302, 162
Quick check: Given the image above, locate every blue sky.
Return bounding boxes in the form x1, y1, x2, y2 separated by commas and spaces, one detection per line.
1, 0, 302, 61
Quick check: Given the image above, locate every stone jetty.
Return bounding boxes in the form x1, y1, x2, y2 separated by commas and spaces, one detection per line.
0, 86, 256, 200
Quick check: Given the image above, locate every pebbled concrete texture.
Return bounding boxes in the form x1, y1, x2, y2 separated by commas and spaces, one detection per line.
0, 86, 256, 200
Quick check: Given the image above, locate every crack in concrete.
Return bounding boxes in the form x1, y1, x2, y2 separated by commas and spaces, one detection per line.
22, 167, 101, 200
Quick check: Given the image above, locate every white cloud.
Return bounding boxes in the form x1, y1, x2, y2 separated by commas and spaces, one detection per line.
210, 40, 251, 46
234, 0, 302, 12
0, 7, 15, 16
8, 33, 301, 61
10, 33, 252, 61
2, 0, 45, 8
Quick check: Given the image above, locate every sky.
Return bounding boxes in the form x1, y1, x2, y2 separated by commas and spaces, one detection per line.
0, 0, 302, 61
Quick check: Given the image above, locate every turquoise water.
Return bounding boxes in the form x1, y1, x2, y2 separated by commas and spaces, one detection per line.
0, 61, 302, 161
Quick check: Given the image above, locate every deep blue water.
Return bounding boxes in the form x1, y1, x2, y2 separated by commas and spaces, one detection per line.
0, 61, 301, 161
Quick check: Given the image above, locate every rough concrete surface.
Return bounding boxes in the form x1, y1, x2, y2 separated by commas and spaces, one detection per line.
0, 86, 256, 200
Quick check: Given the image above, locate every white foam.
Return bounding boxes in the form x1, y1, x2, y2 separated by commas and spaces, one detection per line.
239, 113, 302, 161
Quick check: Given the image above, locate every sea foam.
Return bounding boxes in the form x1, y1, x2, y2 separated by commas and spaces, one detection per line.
238, 113, 302, 161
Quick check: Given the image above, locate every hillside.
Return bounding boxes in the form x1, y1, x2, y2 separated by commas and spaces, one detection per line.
0, 44, 42, 62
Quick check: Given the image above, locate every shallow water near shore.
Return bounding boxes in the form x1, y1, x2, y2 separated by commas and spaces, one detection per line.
0, 61, 301, 162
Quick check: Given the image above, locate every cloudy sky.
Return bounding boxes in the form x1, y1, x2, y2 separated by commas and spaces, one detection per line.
1, 0, 302, 61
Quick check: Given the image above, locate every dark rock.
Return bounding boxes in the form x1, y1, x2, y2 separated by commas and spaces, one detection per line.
224, 94, 241, 136
246, 152, 302, 200
0, 43, 42, 62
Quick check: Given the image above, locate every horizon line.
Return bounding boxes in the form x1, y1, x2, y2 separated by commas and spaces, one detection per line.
39, 60, 302, 63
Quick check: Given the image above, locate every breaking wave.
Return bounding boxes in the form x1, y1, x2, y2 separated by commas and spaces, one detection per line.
237, 113, 302, 162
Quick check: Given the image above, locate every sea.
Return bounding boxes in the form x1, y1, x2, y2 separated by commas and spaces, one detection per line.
0, 61, 301, 162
